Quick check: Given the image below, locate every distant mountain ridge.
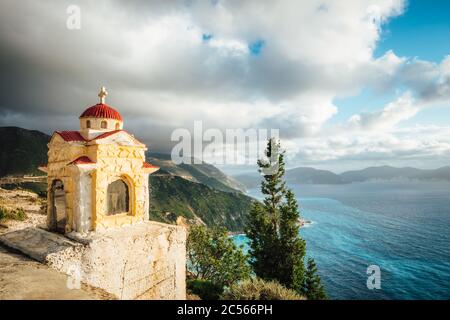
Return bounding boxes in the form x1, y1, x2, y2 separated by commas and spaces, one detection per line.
0, 127, 50, 177
146, 152, 246, 193
287, 167, 343, 184
340, 165, 450, 183
235, 165, 450, 188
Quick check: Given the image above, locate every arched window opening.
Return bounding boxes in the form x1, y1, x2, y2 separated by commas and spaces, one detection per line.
86, 120, 91, 128
115, 122, 120, 130
101, 121, 107, 129
107, 179, 129, 215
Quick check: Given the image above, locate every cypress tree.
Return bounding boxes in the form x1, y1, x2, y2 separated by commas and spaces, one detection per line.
246, 201, 279, 280
246, 138, 311, 294
246, 138, 285, 280
304, 258, 327, 300
279, 190, 306, 292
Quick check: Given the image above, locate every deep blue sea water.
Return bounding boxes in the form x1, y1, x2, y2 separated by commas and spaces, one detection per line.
234, 181, 450, 300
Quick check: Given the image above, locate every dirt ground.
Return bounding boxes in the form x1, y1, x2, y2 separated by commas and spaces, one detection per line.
0, 187, 47, 233
0, 245, 116, 300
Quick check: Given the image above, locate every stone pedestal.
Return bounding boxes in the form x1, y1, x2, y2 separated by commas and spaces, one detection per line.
0, 222, 187, 300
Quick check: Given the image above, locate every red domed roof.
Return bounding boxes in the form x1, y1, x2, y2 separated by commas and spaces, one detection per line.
79, 103, 123, 121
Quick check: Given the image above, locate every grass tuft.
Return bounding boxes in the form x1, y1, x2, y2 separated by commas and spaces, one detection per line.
0, 206, 27, 222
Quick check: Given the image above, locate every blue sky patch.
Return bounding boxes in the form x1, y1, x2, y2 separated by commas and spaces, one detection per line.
248, 40, 265, 56
202, 33, 213, 41
375, 0, 450, 62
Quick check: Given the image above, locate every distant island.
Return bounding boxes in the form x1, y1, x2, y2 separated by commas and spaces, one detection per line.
234, 165, 450, 189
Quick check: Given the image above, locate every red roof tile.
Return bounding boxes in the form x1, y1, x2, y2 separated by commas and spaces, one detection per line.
69, 156, 96, 165
54, 129, 144, 145
93, 130, 123, 140
92, 130, 144, 144
80, 103, 123, 121
55, 131, 86, 142
143, 162, 159, 169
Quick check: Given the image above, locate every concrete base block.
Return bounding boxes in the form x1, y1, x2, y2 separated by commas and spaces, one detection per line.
0, 221, 186, 300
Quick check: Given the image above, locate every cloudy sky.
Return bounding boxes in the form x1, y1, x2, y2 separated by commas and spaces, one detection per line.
0, 0, 449, 172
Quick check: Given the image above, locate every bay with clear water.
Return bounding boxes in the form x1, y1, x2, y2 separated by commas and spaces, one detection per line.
233, 181, 450, 299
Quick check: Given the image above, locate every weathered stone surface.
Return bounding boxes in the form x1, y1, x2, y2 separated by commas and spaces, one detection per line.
0, 245, 115, 300
0, 222, 187, 300
0, 227, 82, 262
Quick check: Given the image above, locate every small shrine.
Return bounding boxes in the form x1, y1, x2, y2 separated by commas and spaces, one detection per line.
33, 87, 186, 300
39, 87, 159, 233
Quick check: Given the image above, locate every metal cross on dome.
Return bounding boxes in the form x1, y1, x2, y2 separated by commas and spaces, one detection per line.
98, 86, 108, 104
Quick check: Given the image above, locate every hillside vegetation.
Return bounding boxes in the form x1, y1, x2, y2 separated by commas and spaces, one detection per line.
149, 174, 253, 231
0, 127, 49, 177
147, 153, 245, 193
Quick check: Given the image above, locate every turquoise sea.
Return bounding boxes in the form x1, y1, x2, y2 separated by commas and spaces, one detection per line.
234, 181, 450, 299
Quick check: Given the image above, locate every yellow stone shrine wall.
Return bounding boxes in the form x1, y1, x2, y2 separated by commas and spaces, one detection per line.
79, 118, 123, 131
93, 143, 148, 230
46, 133, 149, 232
46, 135, 93, 232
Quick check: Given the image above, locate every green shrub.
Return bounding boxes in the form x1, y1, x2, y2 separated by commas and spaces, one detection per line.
187, 279, 224, 300
13, 208, 27, 221
0, 206, 27, 222
187, 225, 251, 288
222, 278, 305, 300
